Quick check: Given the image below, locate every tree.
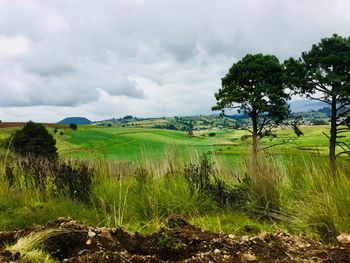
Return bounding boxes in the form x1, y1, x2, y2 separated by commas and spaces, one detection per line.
12, 121, 58, 159
284, 34, 350, 169
212, 54, 290, 158
69, 123, 78, 130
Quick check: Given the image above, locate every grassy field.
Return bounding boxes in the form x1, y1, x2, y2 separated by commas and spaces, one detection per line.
50, 124, 350, 163
1, 124, 348, 160
0, 123, 350, 244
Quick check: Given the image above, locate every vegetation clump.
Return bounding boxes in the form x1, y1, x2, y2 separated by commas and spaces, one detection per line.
11, 121, 58, 160
5, 158, 93, 203
69, 123, 78, 130
184, 155, 249, 207
208, 132, 216, 137
51, 161, 93, 203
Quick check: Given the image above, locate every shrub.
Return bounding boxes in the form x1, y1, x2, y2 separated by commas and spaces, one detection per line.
184, 155, 214, 193
5, 163, 15, 188
5, 157, 93, 202
312, 119, 328, 125
208, 132, 216, 137
184, 155, 249, 207
134, 167, 151, 192
52, 162, 93, 203
69, 123, 78, 130
19, 158, 53, 191
12, 122, 58, 160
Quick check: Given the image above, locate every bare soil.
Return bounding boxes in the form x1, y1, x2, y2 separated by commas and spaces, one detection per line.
0, 217, 349, 262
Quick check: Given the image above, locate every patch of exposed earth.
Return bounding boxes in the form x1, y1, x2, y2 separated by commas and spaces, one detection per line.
0, 217, 349, 262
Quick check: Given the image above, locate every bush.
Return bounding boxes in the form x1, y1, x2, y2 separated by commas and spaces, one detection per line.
312, 119, 328, 125
69, 123, 78, 130
208, 132, 216, 137
5, 157, 93, 203
12, 122, 58, 160
52, 162, 93, 203
184, 155, 249, 207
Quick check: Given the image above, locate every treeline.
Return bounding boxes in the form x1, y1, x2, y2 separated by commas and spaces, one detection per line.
213, 34, 350, 170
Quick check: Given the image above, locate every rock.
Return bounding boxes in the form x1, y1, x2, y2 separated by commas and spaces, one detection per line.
337, 233, 350, 246
88, 230, 96, 237
228, 234, 235, 239
242, 236, 249, 242
57, 217, 66, 222
214, 248, 221, 254
241, 253, 257, 261
86, 239, 92, 245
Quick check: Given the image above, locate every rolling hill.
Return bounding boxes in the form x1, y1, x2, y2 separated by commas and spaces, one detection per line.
57, 117, 92, 125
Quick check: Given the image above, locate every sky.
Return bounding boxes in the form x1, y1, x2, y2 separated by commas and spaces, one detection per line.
0, 0, 350, 123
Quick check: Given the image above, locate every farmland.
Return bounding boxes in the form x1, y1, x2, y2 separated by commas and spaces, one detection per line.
53, 124, 349, 162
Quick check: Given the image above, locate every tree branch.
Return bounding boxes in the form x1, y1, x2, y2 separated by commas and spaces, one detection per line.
261, 138, 294, 151
336, 102, 350, 112
241, 126, 253, 134
336, 150, 350, 157
308, 96, 331, 104
322, 131, 330, 139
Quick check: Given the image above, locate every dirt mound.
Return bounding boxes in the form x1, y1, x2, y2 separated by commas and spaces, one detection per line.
0, 217, 349, 262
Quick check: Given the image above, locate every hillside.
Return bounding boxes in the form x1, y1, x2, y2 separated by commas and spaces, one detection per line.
289, 99, 328, 112
57, 117, 92, 125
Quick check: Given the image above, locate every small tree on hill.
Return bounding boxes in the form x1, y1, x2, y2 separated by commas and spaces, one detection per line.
12, 121, 58, 159
284, 34, 350, 170
69, 123, 78, 130
212, 54, 290, 159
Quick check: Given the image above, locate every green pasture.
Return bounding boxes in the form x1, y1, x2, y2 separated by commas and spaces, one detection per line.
56, 127, 228, 162
1, 124, 349, 165
54, 125, 349, 161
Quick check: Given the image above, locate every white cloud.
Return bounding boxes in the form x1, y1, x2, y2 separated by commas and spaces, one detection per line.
0, 36, 30, 57
0, 0, 350, 122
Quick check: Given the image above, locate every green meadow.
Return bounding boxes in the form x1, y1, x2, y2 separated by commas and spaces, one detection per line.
53, 125, 349, 163
2, 123, 345, 163
1, 124, 350, 243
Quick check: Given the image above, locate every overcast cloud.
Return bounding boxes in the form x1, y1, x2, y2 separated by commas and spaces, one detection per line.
0, 0, 350, 122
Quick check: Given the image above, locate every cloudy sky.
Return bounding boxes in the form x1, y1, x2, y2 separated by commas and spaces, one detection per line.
0, 0, 349, 122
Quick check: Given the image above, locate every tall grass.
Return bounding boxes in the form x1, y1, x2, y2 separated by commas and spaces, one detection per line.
6, 229, 66, 263
0, 148, 350, 241
239, 153, 350, 241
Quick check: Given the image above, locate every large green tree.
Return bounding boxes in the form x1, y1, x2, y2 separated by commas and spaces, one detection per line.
12, 121, 58, 159
212, 54, 290, 157
284, 34, 350, 169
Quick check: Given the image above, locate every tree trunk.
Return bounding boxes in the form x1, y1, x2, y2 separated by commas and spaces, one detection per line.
252, 112, 258, 161
329, 95, 337, 173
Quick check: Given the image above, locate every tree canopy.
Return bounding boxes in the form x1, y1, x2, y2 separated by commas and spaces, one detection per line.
213, 54, 290, 155
284, 34, 350, 167
12, 121, 58, 159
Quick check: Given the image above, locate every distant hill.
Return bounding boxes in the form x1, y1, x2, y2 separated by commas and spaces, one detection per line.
289, 100, 328, 113
57, 117, 92, 125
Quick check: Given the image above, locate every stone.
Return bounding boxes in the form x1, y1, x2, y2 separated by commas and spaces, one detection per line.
241, 253, 256, 261
337, 233, 350, 246
214, 248, 221, 254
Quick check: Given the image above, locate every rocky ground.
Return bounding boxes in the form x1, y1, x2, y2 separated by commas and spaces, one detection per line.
0, 217, 349, 262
